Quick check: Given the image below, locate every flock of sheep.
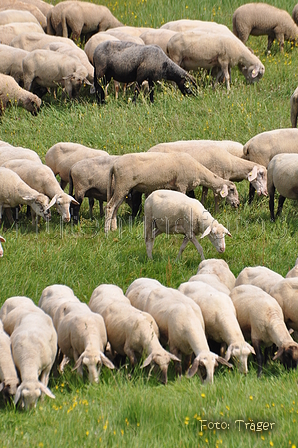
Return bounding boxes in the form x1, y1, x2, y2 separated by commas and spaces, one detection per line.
1, 0, 298, 410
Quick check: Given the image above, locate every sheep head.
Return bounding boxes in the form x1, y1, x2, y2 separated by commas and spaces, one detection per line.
187, 350, 233, 384
141, 350, 180, 384
73, 351, 115, 383
225, 342, 255, 374
14, 381, 55, 410
201, 220, 231, 254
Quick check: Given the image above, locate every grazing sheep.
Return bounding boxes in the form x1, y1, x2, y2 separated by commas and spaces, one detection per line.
148, 140, 268, 204
269, 277, 298, 332
38, 284, 81, 320
267, 153, 298, 221
161, 19, 235, 35
89, 284, 178, 383
125, 278, 163, 309
104, 152, 239, 232
230, 284, 298, 375
0, 9, 41, 26
11, 312, 57, 409
3, 159, 79, 223
233, 3, 298, 52
0, 296, 44, 335
103, 29, 145, 45
56, 308, 115, 382
129, 284, 232, 382
290, 86, 298, 128
93, 41, 198, 104
0, 44, 29, 85
138, 29, 177, 53
16, 0, 52, 17
0, 320, 19, 399
0, 142, 42, 165
178, 281, 255, 373
196, 258, 236, 291
0, 167, 53, 225
0, 2, 47, 31
144, 190, 231, 260
235, 266, 283, 294
0, 21, 44, 45
0, 73, 41, 115
167, 30, 265, 91
10, 32, 77, 51
187, 273, 231, 295
22, 49, 91, 99
45, 142, 109, 190
84, 32, 119, 64
0, 235, 5, 257
47, 1, 123, 42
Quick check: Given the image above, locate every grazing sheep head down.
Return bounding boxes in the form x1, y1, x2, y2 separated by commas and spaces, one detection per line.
187, 350, 233, 384
239, 62, 265, 84
50, 193, 79, 222
23, 95, 42, 115
0, 378, 19, 399
0, 236, 5, 257
273, 343, 298, 369
141, 351, 180, 385
225, 342, 256, 375
63, 70, 91, 98
247, 166, 268, 196
73, 351, 115, 383
201, 220, 231, 254
219, 183, 239, 208
14, 381, 55, 410
29, 194, 53, 220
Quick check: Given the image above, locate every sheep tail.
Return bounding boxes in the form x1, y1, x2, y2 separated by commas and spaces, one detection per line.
107, 165, 114, 203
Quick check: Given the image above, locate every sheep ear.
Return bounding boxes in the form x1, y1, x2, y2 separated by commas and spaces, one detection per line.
100, 353, 115, 370
272, 347, 284, 361
39, 382, 55, 399
14, 385, 22, 405
215, 355, 233, 368
68, 194, 80, 205
251, 67, 260, 78
46, 194, 58, 211
247, 165, 258, 182
170, 353, 181, 362
72, 354, 84, 371
141, 353, 153, 368
0, 236, 5, 242
0, 382, 4, 392
225, 346, 232, 361
223, 227, 232, 237
83, 78, 92, 86
200, 225, 211, 239
247, 343, 256, 355
186, 359, 199, 378
220, 184, 228, 198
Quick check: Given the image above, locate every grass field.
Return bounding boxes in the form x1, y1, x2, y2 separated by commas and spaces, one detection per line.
1, 0, 298, 446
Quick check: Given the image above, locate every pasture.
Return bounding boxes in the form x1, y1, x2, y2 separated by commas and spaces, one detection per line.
1, 0, 298, 446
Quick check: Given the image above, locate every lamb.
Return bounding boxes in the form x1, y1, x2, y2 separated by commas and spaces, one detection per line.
46, 1, 123, 42
0, 73, 41, 115
0, 235, 5, 257
89, 284, 178, 383
128, 284, 232, 382
0, 166, 53, 224
196, 258, 236, 291
10, 32, 77, 51
104, 152, 239, 232
0, 44, 29, 85
45, 142, 109, 190
56, 307, 115, 382
233, 3, 298, 53
235, 266, 283, 295
2, 159, 79, 223
11, 311, 57, 409
144, 190, 231, 260
267, 153, 298, 221
148, 140, 268, 204
0, 320, 19, 399
22, 49, 91, 99
38, 284, 81, 320
0, 142, 42, 165
0, 3, 47, 30
93, 41, 198, 104
166, 30, 265, 91
178, 281, 255, 373
0, 21, 44, 45
230, 284, 298, 375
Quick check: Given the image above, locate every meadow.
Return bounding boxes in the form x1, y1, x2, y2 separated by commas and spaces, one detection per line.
1, 0, 298, 446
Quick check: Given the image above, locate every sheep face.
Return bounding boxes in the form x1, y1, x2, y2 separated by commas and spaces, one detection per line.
247, 166, 268, 197
142, 351, 180, 384
23, 96, 41, 115
0, 378, 19, 399
29, 194, 51, 220
14, 381, 55, 410
52, 193, 79, 222
239, 63, 265, 84
201, 221, 231, 254
225, 342, 255, 374
187, 350, 232, 384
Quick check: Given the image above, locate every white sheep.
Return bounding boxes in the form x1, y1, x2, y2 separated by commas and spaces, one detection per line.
0, 320, 19, 399
0, 2, 47, 31
11, 312, 57, 409
178, 281, 255, 373
0, 9, 41, 26
0, 21, 44, 45
187, 273, 231, 295
166, 30, 265, 91
230, 284, 298, 375
0, 296, 44, 335
139, 29, 177, 54
129, 284, 232, 382
0, 235, 5, 257
0, 142, 42, 165
56, 308, 115, 382
3, 159, 79, 222
160, 19, 235, 36
0, 73, 41, 115
10, 32, 77, 51
196, 258, 236, 291
0, 166, 54, 225
125, 278, 162, 310
45, 142, 109, 190
233, 3, 298, 53
89, 284, 178, 383
235, 266, 283, 294
144, 189, 232, 260
52, 300, 91, 331
104, 152, 239, 233
269, 277, 298, 332
267, 153, 298, 221
38, 284, 81, 320
14, 0, 52, 17
0, 44, 29, 84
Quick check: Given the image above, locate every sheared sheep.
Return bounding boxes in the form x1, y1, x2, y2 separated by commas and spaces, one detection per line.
104, 152, 239, 232
3, 159, 79, 223
22, 49, 91, 99
196, 258, 236, 291
0, 44, 29, 85
84, 32, 119, 64
0, 320, 19, 399
0, 9, 41, 26
125, 278, 163, 309
166, 30, 265, 91
0, 166, 53, 225
16, 0, 52, 17
47, 1, 123, 42
89, 284, 178, 383
267, 153, 298, 221
0, 296, 44, 335
0, 73, 41, 115
235, 266, 283, 294
178, 281, 255, 373
233, 3, 298, 52
0, 235, 5, 257
187, 273, 231, 295
0, 21, 44, 45
160, 19, 235, 36
0, 2, 47, 31
139, 29, 177, 53
45, 142, 109, 190
286, 258, 298, 278
144, 189, 232, 260
269, 277, 298, 332
10, 32, 77, 51
38, 284, 81, 320
230, 284, 298, 375
93, 41, 198, 104
0, 142, 41, 165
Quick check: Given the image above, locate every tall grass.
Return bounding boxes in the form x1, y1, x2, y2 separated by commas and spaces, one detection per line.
1, 0, 298, 446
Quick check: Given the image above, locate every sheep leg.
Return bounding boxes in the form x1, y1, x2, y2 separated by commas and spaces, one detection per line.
169, 345, 182, 377
276, 195, 286, 217
88, 198, 94, 219
189, 235, 205, 260
132, 83, 141, 103
248, 184, 256, 204
266, 35, 274, 54
201, 186, 208, 205
176, 236, 190, 259
148, 80, 154, 103
252, 339, 263, 377
269, 185, 276, 222
71, 198, 82, 225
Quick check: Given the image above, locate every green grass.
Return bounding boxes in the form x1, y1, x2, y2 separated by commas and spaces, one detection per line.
1, 0, 298, 446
